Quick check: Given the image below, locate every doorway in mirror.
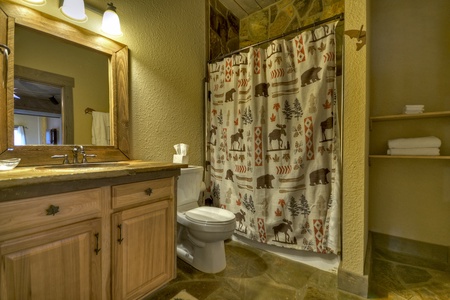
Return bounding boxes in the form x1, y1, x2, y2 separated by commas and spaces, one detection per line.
14, 78, 63, 145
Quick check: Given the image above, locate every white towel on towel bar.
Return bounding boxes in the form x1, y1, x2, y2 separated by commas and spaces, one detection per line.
387, 148, 440, 156
387, 136, 441, 149
92, 111, 110, 145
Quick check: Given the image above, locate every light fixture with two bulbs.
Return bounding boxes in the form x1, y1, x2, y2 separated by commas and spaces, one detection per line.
24, 0, 123, 36
60, 0, 122, 36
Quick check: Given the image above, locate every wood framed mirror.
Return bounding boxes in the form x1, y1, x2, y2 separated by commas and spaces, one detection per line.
0, 2, 129, 166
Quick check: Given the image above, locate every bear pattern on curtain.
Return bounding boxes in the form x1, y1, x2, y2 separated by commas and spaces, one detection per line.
207, 22, 341, 254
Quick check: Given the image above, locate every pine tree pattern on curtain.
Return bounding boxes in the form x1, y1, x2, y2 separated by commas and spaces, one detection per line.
207, 22, 341, 254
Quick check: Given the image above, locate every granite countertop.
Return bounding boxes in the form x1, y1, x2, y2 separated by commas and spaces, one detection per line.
0, 160, 188, 200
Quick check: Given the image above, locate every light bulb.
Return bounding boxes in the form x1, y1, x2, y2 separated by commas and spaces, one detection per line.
102, 3, 123, 36
60, 0, 88, 22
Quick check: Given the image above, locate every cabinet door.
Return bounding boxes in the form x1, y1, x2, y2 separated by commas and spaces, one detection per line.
0, 219, 102, 300
112, 199, 175, 300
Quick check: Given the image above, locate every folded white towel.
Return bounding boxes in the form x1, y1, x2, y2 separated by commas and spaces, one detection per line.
403, 110, 424, 115
388, 136, 441, 149
387, 148, 440, 156
403, 105, 424, 114
404, 105, 424, 110
404, 107, 424, 114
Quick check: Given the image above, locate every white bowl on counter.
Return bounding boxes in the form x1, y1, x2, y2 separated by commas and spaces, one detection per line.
0, 158, 21, 171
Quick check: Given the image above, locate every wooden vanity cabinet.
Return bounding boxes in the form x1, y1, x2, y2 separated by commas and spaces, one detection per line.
111, 178, 175, 300
0, 219, 102, 300
0, 189, 104, 300
0, 171, 178, 300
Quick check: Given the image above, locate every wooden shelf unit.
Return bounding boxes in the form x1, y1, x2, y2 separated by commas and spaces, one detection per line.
369, 155, 450, 159
369, 110, 450, 159
370, 111, 450, 122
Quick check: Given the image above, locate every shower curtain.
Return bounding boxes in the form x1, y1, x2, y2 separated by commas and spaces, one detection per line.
206, 22, 341, 254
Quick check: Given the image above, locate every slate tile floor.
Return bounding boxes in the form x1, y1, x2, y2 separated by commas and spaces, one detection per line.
369, 248, 450, 300
149, 240, 450, 299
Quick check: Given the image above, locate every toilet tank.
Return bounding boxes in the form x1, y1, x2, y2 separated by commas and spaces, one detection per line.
177, 165, 204, 212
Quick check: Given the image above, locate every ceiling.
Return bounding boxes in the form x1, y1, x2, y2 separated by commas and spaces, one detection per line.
218, 0, 279, 19
14, 78, 62, 115
14, 79, 61, 101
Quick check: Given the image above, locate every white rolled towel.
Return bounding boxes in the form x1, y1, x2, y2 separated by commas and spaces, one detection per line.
387, 148, 440, 156
388, 136, 441, 149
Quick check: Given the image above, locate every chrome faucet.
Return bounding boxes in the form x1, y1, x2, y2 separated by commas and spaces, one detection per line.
72, 145, 84, 164
82, 151, 97, 163
51, 154, 70, 164
73, 145, 97, 163
52, 145, 96, 164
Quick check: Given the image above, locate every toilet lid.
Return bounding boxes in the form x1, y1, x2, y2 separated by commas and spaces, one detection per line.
185, 206, 235, 224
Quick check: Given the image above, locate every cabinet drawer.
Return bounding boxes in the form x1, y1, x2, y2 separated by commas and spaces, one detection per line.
112, 177, 173, 209
0, 188, 102, 235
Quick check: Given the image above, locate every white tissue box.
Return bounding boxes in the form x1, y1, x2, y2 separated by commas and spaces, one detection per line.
173, 155, 189, 164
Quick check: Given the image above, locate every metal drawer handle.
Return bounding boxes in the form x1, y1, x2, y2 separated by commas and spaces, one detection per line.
117, 224, 124, 244
94, 233, 101, 255
46, 204, 60, 216
145, 188, 153, 196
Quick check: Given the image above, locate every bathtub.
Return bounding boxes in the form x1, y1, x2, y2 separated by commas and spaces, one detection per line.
231, 234, 340, 273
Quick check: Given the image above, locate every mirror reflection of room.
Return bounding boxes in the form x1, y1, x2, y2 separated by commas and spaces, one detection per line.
13, 78, 62, 145
13, 25, 110, 146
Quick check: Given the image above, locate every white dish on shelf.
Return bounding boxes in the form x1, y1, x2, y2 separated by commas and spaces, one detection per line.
0, 158, 21, 171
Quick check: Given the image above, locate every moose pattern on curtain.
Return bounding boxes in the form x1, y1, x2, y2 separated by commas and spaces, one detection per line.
207, 22, 341, 254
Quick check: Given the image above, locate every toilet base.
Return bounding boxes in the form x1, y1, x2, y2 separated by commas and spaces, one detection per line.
177, 240, 226, 273
176, 207, 236, 274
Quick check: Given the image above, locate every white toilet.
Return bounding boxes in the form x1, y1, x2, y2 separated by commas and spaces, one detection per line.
176, 165, 236, 273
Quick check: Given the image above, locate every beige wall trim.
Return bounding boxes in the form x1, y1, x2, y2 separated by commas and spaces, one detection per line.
341, 0, 369, 276
372, 231, 450, 272
364, 231, 373, 282
337, 266, 369, 298
338, 233, 371, 298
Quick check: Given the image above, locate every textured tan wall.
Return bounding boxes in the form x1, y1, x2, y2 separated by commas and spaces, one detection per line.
120, 0, 206, 165
13, 0, 207, 165
341, 0, 369, 275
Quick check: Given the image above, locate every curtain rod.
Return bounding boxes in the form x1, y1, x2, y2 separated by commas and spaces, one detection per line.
209, 13, 344, 63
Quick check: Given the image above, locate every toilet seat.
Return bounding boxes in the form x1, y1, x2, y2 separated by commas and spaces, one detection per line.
185, 206, 235, 225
